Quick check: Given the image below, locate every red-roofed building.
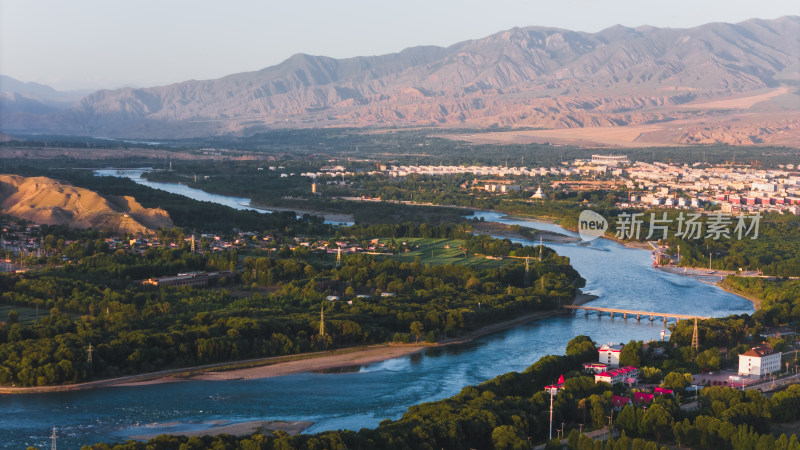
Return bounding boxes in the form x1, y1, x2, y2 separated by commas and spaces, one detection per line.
612, 395, 631, 411
654, 387, 673, 396
544, 374, 566, 394
739, 345, 781, 377
544, 384, 562, 395
583, 363, 608, 374
634, 392, 654, 405
594, 366, 639, 385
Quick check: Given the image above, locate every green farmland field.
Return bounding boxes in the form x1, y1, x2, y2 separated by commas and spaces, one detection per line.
387, 238, 510, 269
0, 304, 44, 324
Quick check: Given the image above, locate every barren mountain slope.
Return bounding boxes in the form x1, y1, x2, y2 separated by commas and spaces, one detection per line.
0, 175, 173, 234
2, 16, 799, 141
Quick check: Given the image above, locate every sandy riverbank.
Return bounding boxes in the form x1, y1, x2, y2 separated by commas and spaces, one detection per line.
656, 266, 762, 310
716, 282, 763, 310
485, 212, 653, 249
186, 344, 425, 381
657, 266, 737, 279
622, 241, 654, 250
471, 220, 580, 244
248, 202, 354, 224
573, 290, 600, 306
129, 420, 314, 440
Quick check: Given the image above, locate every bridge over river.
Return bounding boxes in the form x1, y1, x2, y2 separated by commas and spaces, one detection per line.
563, 304, 710, 324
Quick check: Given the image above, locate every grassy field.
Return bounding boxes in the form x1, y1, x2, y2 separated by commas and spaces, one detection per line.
770, 420, 800, 438
238, 238, 520, 270
388, 238, 510, 269
0, 304, 45, 323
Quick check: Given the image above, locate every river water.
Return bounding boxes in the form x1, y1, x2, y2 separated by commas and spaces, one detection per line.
93, 169, 354, 226
0, 178, 754, 449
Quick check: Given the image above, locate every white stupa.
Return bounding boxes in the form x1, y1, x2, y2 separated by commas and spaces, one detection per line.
531, 186, 544, 199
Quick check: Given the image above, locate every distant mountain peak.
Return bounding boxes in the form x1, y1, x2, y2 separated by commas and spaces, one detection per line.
1, 17, 799, 141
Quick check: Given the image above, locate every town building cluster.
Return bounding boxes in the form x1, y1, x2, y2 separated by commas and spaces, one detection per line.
290, 153, 800, 216
376, 156, 800, 215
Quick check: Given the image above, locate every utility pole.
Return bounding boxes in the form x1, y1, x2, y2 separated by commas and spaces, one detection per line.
549, 388, 555, 440
319, 304, 325, 336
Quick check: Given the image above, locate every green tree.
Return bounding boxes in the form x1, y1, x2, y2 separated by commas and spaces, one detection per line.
410, 321, 424, 343
590, 394, 608, 429
640, 404, 673, 440
491, 425, 528, 450
640, 366, 663, 384
619, 340, 642, 367
662, 372, 692, 390
696, 347, 722, 371
566, 335, 597, 360
615, 405, 640, 436
7, 310, 18, 324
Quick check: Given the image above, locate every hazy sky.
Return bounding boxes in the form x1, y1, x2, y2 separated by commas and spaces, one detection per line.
2, 0, 798, 91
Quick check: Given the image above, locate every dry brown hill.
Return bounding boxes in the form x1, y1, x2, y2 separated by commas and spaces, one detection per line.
0, 175, 173, 234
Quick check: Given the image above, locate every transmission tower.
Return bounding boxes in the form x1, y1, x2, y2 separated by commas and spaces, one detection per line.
525, 257, 530, 287
538, 235, 543, 261
50, 427, 57, 450
87, 343, 94, 364
691, 318, 699, 351
336, 248, 342, 267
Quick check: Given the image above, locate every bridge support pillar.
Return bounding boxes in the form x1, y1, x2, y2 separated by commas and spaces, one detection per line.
610, 312, 614, 319
663, 316, 667, 325
585, 309, 589, 317
649, 315, 654, 322
676, 317, 680, 324
623, 313, 627, 320
636, 314, 640, 321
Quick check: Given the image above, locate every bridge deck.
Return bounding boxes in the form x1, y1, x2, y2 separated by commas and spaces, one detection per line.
563, 304, 710, 320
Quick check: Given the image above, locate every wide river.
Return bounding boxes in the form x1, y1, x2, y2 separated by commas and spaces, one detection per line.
0, 174, 754, 448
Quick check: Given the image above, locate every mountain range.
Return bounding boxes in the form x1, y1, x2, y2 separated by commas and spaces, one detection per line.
1, 16, 799, 145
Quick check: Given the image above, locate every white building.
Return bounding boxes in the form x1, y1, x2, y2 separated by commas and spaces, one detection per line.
738, 346, 781, 377
599, 343, 624, 368
752, 182, 777, 192
591, 155, 630, 166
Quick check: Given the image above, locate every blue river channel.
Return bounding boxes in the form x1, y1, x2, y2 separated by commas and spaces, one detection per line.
0, 179, 754, 448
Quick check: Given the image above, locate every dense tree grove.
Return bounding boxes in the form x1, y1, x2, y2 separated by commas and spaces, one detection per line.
721, 276, 800, 327
0, 228, 582, 386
